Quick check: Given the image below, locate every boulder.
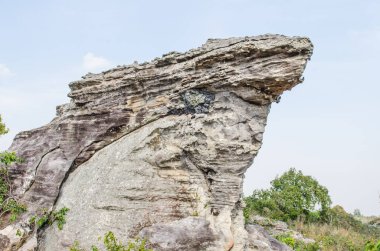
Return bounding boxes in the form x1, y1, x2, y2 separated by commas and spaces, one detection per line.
0, 34, 312, 250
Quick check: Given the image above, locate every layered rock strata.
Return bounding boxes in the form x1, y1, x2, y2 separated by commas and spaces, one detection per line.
0, 34, 313, 251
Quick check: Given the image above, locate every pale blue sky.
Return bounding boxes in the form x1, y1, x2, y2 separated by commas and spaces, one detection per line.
0, 0, 379, 215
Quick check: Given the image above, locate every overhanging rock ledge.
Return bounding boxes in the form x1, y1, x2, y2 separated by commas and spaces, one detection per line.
0, 34, 312, 251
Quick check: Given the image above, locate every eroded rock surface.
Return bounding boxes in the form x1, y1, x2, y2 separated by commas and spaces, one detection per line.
248, 215, 316, 249
1, 34, 312, 251
246, 224, 292, 251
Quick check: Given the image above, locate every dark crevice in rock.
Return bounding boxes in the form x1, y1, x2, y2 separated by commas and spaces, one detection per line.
24, 146, 60, 194
92, 205, 127, 212
168, 89, 215, 115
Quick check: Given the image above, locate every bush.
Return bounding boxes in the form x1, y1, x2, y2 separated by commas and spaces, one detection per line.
70, 231, 153, 251
275, 234, 319, 251
0, 115, 26, 223
0, 115, 8, 136
365, 240, 380, 251
29, 207, 70, 230
244, 168, 331, 222
325, 205, 380, 238
353, 209, 362, 217
292, 221, 380, 251
328, 206, 361, 229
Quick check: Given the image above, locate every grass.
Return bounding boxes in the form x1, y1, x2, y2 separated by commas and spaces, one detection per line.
291, 220, 380, 251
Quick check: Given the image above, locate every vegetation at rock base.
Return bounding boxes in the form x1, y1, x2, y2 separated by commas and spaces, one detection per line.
69, 231, 153, 251
244, 168, 380, 251
29, 206, 70, 230
275, 233, 319, 251
0, 115, 27, 224
365, 240, 380, 251
291, 219, 380, 251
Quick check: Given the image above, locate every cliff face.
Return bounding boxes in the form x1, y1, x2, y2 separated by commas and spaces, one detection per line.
0, 35, 312, 251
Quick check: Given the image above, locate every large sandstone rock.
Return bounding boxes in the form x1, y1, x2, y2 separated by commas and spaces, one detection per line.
0, 34, 312, 250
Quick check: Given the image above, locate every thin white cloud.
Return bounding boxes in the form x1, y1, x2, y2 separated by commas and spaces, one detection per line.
0, 64, 13, 78
82, 53, 112, 72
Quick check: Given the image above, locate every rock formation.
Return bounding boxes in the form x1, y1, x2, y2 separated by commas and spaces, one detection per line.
0, 34, 313, 251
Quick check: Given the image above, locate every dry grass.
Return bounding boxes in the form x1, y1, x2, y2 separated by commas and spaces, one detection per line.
292, 221, 379, 251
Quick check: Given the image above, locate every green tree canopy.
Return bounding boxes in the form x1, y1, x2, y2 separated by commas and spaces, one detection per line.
244, 168, 332, 222
0, 115, 9, 136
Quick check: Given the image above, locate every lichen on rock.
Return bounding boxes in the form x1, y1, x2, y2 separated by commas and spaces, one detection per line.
0, 34, 313, 251
182, 89, 215, 114
168, 89, 215, 115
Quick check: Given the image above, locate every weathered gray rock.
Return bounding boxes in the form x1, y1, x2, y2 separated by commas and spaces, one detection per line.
246, 224, 292, 251
249, 215, 315, 246
0, 34, 312, 250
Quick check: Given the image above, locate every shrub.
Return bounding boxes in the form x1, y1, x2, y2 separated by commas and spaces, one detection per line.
327, 206, 361, 228
0, 115, 8, 135
244, 168, 331, 222
70, 231, 153, 251
326, 205, 380, 237
353, 209, 362, 217
275, 234, 319, 251
365, 240, 380, 251
29, 207, 70, 230
53, 207, 70, 230
0, 115, 26, 223
293, 221, 380, 251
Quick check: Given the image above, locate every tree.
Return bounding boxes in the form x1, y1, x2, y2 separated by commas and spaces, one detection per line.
244, 168, 332, 222
0, 115, 26, 223
0, 115, 9, 135
354, 209, 362, 217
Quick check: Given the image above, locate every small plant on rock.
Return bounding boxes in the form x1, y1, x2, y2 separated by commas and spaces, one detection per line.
29, 207, 70, 230
70, 231, 153, 251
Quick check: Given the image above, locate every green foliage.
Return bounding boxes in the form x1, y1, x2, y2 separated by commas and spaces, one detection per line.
191, 211, 199, 216
318, 231, 355, 251
5, 199, 27, 222
276, 234, 295, 247
16, 229, 22, 237
103, 231, 127, 251
0, 116, 26, 223
275, 234, 319, 251
70, 241, 86, 251
29, 207, 69, 230
292, 218, 380, 251
365, 240, 380, 251
0, 115, 8, 135
276, 233, 380, 251
53, 207, 70, 230
244, 168, 380, 250
244, 168, 332, 222
353, 208, 362, 217
36, 213, 49, 228
328, 206, 362, 230
0, 151, 21, 166
70, 231, 153, 251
